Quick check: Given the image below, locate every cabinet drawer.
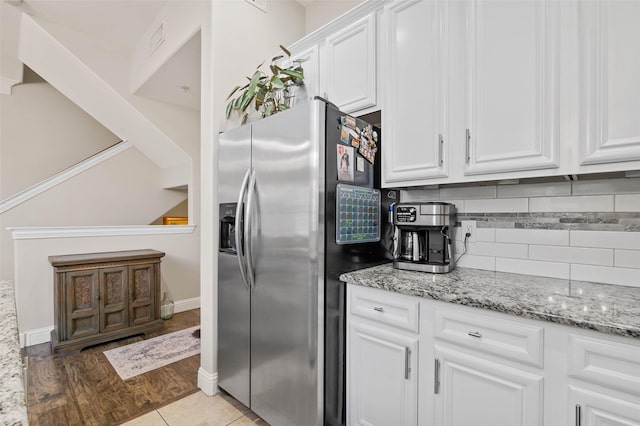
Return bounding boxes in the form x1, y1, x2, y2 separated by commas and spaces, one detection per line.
349, 286, 419, 333
568, 334, 640, 397
434, 308, 544, 368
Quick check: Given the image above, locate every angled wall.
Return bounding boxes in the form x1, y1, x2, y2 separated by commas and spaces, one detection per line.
0, 67, 120, 199
18, 13, 191, 172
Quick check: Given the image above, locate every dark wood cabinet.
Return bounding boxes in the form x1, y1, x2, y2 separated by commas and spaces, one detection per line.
50, 250, 165, 353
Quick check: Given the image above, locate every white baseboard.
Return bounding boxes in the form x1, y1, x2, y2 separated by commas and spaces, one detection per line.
21, 326, 53, 348
174, 296, 200, 313
197, 368, 219, 396
21, 297, 200, 348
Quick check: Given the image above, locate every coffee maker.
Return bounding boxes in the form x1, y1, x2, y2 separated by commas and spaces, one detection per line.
391, 202, 456, 273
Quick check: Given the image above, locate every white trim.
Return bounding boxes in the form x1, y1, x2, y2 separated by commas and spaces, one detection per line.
21, 326, 53, 348
174, 296, 200, 313
1, 77, 21, 95
197, 368, 218, 396
0, 141, 133, 214
9, 225, 196, 240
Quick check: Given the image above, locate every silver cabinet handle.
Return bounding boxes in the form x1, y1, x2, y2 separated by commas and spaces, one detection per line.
575, 405, 581, 426
434, 358, 441, 394
438, 134, 444, 166
373, 306, 384, 312
468, 331, 482, 338
235, 168, 251, 291
404, 347, 411, 380
465, 128, 471, 164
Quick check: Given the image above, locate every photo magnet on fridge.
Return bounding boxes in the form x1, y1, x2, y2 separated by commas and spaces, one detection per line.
340, 126, 351, 144
337, 145, 355, 182
340, 114, 357, 130
356, 156, 365, 172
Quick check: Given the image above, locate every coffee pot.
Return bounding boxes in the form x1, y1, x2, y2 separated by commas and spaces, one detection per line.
391, 202, 455, 273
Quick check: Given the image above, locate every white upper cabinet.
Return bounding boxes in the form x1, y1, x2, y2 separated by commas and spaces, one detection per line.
461, 0, 561, 176
325, 14, 377, 113
578, 0, 640, 167
291, 45, 320, 103
382, 0, 448, 187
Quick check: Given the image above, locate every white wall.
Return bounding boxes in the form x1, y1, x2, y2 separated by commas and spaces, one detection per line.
212, 0, 305, 131
0, 67, 120, 198
1, 147, 187, 282
151, 199, 189, 225
22, 13, 204, 305
20, 14, 191, 174
304, 0, 363, 35
130, 1, 206, 94
36, 17, 202, 220
13, 230, 198, 342
0, 1, 23, 93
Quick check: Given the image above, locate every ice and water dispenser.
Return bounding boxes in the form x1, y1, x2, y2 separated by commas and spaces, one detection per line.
219, 203, 238, 253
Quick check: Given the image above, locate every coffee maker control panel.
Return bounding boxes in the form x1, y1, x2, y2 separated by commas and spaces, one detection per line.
395, 206, 417, 223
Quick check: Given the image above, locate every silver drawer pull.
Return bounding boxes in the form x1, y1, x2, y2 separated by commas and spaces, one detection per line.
468, 331, 482, 338
373, 307, 384, 313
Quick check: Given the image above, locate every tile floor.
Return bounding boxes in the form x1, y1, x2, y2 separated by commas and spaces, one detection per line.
123, 390, 268, 426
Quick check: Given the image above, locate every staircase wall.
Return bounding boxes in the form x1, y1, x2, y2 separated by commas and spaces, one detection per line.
0, 67, 120, 199
18, 13, 191, 173
1, 147, 187, 282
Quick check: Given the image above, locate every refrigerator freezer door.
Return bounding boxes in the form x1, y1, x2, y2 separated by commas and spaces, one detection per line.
249, 101, 325, 426
218, 124, 252, 408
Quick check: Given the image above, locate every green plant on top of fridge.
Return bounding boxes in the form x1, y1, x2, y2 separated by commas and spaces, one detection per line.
225, 45, 305, 125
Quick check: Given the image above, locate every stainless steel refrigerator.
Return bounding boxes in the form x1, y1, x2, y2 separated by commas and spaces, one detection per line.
218, 99, 392, 426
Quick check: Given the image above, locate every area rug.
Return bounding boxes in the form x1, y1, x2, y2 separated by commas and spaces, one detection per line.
103, 325, 200, 380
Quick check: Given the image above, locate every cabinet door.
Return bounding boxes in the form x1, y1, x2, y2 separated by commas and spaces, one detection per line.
348, 321, 418, 426
578, 0, 640, 166
129, 263, 156, 326
291, 45, 320, 103
569, 386, 640, 426
462, 0, 560, 176
434, 346, 543, 426
382, 0, 448, 187
65, 270, 100, 339
99, 267, 128, 333
325, 14, 376, 113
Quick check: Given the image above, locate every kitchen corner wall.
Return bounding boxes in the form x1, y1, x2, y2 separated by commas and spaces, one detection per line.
401, 177, 640, 288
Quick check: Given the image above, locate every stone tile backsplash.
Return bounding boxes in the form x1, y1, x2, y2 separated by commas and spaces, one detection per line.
401, 177, 640, 288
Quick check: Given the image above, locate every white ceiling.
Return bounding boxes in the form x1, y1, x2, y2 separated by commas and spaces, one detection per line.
136, 32, 201, 111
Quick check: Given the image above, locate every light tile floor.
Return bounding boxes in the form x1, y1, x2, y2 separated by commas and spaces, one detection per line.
123, 390, 268, 426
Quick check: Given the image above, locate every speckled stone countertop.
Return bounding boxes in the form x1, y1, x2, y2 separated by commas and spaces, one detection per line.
0, 281, 28, 425
340, 264, 640, 339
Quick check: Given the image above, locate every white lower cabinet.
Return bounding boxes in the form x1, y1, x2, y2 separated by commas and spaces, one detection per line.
348, 320, 418, 426
434, 345, 543, 426
346, 284, 640, 426
568, 386, 640, 426
347, 285, 419, 426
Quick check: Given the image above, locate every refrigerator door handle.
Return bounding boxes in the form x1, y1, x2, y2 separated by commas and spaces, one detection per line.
235, 168, 251, 291
245, 169, 257, 291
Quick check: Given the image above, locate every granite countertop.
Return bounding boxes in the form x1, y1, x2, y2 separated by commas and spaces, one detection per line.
340, 264, 640, 339
0, 281, 28, 426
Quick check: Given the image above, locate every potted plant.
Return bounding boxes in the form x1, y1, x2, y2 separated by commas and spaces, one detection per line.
226, 45, 305, 124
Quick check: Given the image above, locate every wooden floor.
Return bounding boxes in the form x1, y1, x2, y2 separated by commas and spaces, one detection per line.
26, 309, 201, 426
